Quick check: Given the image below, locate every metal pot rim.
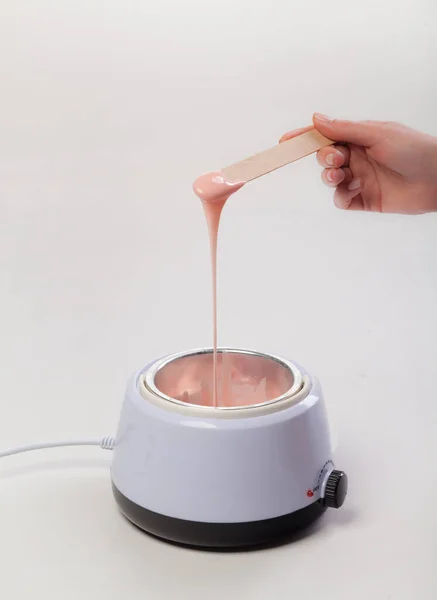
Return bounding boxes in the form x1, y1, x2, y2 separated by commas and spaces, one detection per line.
142, 347, 303, 411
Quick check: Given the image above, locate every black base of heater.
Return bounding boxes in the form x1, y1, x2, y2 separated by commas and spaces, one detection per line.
112, 483, 326, 549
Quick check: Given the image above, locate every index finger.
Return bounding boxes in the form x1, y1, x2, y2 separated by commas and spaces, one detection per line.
279, 125, 314, 143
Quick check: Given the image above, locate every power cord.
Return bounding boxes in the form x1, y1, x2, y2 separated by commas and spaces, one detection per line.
0, 436, 115, 458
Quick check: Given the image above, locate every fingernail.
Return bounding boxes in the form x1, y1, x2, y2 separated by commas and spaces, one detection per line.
326, 170, 334, 182
325, 153, 335, 166
314, 113, 334, 123
348, 178, 361, 191
334, 196, 348, 210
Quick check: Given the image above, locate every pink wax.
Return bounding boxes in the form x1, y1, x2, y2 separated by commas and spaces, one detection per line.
192, 170, 247, 407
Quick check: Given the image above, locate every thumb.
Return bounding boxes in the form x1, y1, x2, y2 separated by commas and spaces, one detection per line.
313, 113, 383, 147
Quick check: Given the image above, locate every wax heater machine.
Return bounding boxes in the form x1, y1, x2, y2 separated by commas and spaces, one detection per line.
111, 348, 347, 548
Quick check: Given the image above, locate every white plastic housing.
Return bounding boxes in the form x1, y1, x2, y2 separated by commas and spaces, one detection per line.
110, 352, 334, 524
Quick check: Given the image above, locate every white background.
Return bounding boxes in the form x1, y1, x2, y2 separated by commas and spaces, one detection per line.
1, 1, 436, 598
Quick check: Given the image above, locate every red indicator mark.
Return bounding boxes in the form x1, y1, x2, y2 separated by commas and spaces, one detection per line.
307, 490, 314, 498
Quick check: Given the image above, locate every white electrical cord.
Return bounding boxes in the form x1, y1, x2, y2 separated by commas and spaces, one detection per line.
0, 436, 115, 458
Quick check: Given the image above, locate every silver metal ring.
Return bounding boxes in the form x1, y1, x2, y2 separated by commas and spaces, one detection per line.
142, 348, 303, 411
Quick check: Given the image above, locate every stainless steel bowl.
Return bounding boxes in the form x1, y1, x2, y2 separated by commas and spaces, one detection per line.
142, 348, 303, 411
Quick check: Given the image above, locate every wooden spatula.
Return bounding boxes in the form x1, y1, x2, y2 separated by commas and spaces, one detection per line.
222, 129, 334, 184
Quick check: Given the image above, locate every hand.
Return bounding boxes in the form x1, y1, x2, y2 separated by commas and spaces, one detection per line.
280, 114, 437, 214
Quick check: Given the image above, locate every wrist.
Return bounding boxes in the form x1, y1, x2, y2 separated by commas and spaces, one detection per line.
424, 135, 437, 212
432, 138, 437, 211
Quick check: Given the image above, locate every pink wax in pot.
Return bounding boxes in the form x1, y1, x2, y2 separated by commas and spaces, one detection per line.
153, 350, 294, 408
